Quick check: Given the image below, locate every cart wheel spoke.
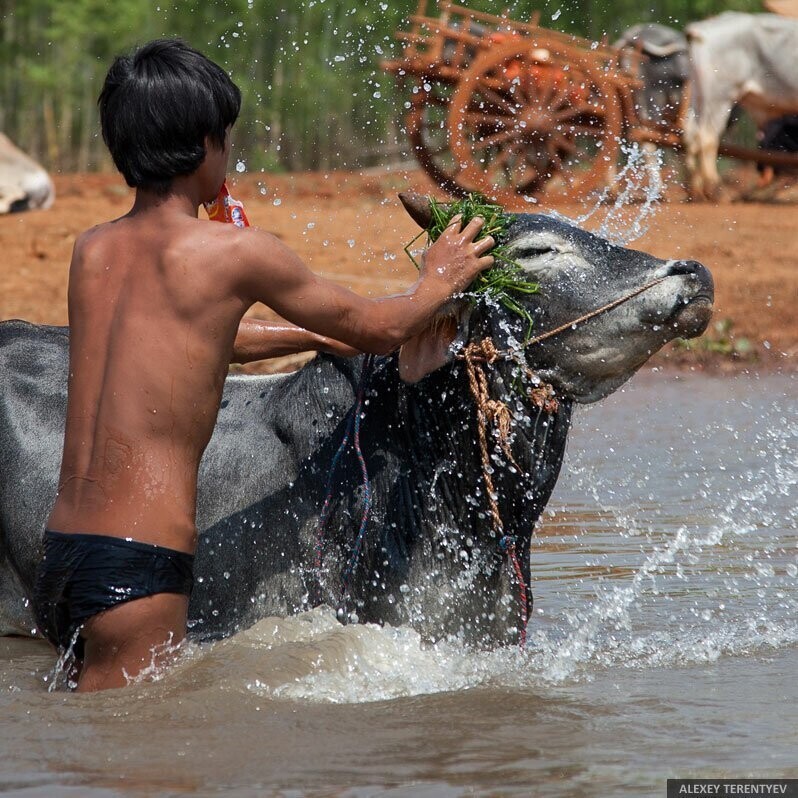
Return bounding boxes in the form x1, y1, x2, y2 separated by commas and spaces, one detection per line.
406, 80, 475, 197
549, 80, 573, 111
514, 67, 535, 104
476, 84, 517, 115
484, 146, 513, 179
516, 154, 551, 193
555, 103, 605, 122
551, 132, 577, 155
516, 173, 542, 194
534, 69, 558, 106
464, 111, 513, 126
473, 129, 522, 151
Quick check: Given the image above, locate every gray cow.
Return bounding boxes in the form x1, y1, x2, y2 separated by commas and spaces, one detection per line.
0, 196, 713, 647
616, 23, 690, 127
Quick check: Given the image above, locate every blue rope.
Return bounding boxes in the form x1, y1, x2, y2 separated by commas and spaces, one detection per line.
498, 535, 517, 551
341, 359, 375, 590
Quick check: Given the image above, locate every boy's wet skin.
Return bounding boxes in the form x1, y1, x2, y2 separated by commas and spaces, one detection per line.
43, 45, 494, 691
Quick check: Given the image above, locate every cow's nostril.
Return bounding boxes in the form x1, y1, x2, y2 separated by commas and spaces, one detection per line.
667, 260, 703, 277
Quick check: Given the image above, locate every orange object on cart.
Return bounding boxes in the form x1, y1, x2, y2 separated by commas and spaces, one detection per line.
203, 181, 250, 228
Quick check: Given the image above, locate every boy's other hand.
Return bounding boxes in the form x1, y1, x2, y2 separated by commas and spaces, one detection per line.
420, 215, 495, 295
317, 337, 361, 358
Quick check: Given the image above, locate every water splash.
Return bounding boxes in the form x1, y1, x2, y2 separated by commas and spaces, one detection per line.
241, 608, 523, 704
122, 632, 187, 687
217, 378, 798, 702
528, 381, 798, 683
44, 627, 82, 692
575, 142, 664, 245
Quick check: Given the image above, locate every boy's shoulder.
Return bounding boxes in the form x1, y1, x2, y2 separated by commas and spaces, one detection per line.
71, 221, 113, 261
70, 215, 290, 290
190, 220, 286, 262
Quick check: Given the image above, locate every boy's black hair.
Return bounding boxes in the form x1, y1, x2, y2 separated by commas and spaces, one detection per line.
98, 39, 241, 194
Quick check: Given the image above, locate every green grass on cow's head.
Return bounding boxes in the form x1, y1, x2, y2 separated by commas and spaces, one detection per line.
404, 194, 539, 338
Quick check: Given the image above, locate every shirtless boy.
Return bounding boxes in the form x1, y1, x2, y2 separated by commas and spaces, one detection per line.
32, 39, 494, 692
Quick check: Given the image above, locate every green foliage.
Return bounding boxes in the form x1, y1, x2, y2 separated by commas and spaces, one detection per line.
405, 193, 539, 335
0, 0, 764, 173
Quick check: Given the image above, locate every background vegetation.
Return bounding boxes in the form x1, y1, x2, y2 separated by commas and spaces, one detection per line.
0, 0, 761, 173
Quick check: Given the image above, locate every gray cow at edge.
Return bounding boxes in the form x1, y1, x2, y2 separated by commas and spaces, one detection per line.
615, 24, 690, 127
0, 196, 714, 647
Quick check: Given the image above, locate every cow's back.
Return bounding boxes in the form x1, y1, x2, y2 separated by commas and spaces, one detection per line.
688, 13, 798, 99
0, 321, 68, 632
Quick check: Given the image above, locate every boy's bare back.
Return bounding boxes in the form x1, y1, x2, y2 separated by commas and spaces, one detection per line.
50, 210, 253, 552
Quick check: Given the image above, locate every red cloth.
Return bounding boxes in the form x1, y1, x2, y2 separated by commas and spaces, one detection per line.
204, 181, 250, 228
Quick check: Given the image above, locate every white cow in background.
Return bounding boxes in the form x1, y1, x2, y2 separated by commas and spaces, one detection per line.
0, 133, 54, 214
684, 12, 798, 199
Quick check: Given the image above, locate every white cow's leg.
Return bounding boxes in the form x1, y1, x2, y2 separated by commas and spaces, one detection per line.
687, 107, 732, 201
697, 96, 736, 201
698, 124, 722, 200
683, 113, 705, 199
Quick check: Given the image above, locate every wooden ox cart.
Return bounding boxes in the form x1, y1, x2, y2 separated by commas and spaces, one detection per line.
381, 1, 798, 203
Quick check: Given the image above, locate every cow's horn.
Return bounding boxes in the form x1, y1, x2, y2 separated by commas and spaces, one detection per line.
399, 191, 437, 229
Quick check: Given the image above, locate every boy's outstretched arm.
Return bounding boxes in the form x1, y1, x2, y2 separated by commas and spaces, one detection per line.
231, 216, 494, 355
231, 319, 359, 364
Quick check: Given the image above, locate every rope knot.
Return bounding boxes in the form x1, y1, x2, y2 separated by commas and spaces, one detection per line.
459, 337, 501, 364
528, 382, 559, 415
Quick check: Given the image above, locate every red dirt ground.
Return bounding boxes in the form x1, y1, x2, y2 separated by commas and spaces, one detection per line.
1, 170, 795, 374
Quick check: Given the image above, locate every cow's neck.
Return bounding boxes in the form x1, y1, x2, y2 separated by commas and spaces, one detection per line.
315, 353, 573, 645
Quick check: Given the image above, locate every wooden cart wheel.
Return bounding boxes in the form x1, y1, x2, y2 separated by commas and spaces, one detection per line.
447, 42, 623, 204
405, 81, 474, 197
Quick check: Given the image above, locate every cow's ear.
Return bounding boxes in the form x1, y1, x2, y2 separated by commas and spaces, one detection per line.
398, 303, 469, 383
399, 191, 452, 230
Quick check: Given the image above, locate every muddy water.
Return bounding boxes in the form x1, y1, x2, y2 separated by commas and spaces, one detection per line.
1, 372, 795, 797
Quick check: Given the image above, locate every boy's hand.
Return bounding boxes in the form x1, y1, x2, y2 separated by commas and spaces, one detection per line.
231, 318, 361, 363
420, 215, 495, 294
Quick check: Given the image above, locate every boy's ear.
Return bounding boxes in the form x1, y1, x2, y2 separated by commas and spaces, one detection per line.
398, 302, 471, 383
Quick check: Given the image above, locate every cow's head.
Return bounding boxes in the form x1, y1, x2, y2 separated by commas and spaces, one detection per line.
398, 193, 713, 403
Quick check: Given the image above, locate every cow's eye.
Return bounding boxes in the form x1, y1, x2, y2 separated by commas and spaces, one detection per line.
513, 245, 557, 259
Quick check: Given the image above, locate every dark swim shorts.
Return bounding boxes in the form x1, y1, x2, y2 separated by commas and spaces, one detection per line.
33, 530, 194, 659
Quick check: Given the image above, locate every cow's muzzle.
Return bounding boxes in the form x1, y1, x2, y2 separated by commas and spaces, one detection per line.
665, 260, 714, 338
